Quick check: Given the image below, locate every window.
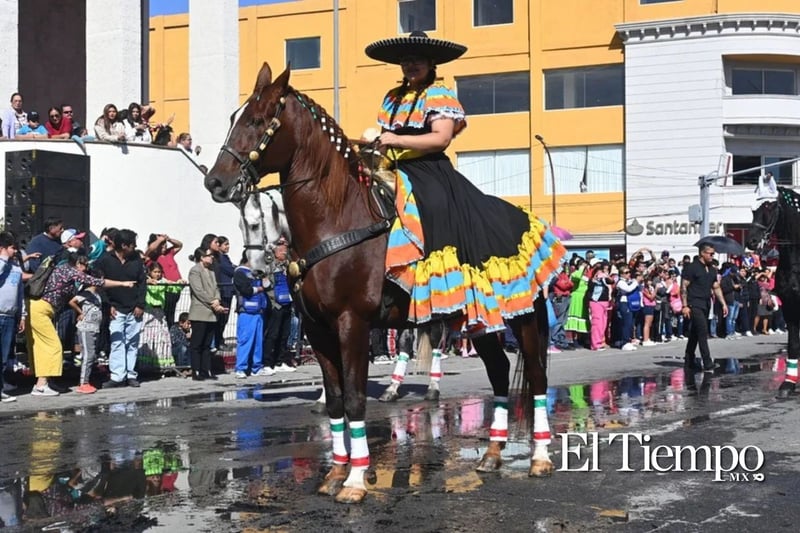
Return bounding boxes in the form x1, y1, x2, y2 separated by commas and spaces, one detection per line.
398, 0, 435, 33
457, 150, 529, 196
545, 65, 624, 110
474, 0, 513, 26
457, 72, 529, 115
732, 155, 795, 186
731, 68, 795, 95
543, 145, 623, 194
286, 37, 320, 70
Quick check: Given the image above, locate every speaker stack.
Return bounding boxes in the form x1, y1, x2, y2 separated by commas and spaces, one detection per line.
5, 150, 91, 249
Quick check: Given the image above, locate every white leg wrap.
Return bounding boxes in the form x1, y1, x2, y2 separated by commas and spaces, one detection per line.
330, 417, 348, 465
489, 396, 509, 442
343, 421, 369, 489
532, 394, 551, 461
429, 349, 442, 383
390, 352, 409, 385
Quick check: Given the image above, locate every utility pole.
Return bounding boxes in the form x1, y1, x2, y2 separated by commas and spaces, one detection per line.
535, 134, 556, 226
333, 0, 340, 121
698, 172, 717, 237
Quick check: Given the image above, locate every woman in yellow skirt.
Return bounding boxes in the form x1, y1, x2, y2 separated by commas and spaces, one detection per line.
28, 253, 135, 396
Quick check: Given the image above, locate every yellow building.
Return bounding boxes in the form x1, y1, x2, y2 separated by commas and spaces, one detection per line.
149, 0, 800, 252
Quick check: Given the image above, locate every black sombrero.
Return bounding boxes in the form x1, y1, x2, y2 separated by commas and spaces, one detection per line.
365, 30, 467, 65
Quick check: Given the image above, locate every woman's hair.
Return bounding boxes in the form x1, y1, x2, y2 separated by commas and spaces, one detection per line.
216, 235, 229, 246
126, 102, 142, 127
387, 62, 438, 129
200, 233, 217, 250
148, 262, 163, 273
47, 106, 61, 123
95, 103, 118, 133
189, 247, 208, 262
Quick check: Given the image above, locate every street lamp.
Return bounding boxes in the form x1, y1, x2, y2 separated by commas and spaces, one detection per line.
535, 134, 556, 226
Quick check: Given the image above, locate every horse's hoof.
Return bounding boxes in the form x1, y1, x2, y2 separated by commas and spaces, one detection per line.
310, 401, 327, 414
424, 388, 440, 402
334, 486, 367, 504
378, 389, 399, 402
528, 459, 554, 478
318, 469, 347, 496
365, 469, 378, 485
475, 454, 503, 472
776, 381, 797, 399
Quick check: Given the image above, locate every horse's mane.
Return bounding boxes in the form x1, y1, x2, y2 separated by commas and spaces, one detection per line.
287, 87, 365, 214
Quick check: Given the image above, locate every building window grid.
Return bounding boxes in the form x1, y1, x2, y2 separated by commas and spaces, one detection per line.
731, 155, 797, 186
398, 0, 436, 33
456, 72, 530, 115
473, 0, 513, 27
456, 149, 530, 197
286, 37, 321, 70
730, 67, 796, 96
544, 145, 624, 195
544, 65, 624, 110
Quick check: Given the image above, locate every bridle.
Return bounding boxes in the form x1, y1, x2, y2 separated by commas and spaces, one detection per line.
239, 188, 277, 270
751, 199, 780, 252
218, 95, 288, 200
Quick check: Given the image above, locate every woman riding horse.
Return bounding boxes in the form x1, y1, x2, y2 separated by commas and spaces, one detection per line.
204, 31, 565, 504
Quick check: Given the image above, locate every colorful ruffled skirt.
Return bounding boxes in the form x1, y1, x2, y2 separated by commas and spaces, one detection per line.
385, 153, 566, 335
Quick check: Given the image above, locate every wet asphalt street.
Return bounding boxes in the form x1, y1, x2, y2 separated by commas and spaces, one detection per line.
0, 334, 798, 532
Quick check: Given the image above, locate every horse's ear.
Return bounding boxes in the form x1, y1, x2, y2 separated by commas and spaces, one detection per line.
254, 62, 273, 93
273, 65, 291, 92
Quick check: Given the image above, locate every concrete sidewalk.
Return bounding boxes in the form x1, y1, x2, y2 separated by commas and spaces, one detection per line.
0, 332, 787, 416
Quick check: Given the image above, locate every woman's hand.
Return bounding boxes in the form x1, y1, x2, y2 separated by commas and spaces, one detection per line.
378, 132, 403, 149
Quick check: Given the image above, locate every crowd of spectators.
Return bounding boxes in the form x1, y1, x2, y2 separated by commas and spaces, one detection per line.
547, 247, 784, 355
0, 92, 197, 157
1, 218, 305, 403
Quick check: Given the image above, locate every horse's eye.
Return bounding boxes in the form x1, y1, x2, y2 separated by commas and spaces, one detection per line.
250, 223, 260, 231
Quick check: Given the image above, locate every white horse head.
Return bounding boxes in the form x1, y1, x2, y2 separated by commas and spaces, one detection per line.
239, 188, 290, 275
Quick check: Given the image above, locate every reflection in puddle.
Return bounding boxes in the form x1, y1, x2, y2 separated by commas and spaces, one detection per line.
0, 355, 786, 530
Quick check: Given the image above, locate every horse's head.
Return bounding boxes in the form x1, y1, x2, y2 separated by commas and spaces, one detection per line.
206, 62, 294, 204
747, 198, 780, 251
239, 188, 291, 276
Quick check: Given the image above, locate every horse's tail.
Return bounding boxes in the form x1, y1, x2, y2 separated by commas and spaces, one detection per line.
416, 325, 432, 376
511, 294, 550, 435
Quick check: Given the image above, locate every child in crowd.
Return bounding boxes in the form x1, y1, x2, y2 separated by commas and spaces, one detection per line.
170, 312, 192, 374
69, 284, 104, 394
138, 263, 176, 375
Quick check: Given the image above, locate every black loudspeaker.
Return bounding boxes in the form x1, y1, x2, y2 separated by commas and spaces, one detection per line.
5, 150, 90, 249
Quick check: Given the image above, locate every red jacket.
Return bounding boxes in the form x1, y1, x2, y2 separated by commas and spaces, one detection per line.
552, 271, 574, 296
45, 116, 73, 137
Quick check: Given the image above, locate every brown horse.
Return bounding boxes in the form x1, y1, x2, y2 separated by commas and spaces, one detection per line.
205, 62, 556, 503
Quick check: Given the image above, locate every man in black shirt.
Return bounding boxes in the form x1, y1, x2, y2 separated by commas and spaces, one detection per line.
95, 229, 146, 388
681, 244, 728, 371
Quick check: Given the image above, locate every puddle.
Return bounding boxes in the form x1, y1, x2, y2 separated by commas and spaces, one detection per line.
0, 354, 788, 530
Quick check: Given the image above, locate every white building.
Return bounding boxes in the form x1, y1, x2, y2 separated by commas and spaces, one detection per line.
619, 12, 800, 257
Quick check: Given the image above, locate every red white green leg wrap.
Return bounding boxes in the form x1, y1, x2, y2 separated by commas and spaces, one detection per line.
429, 349, 443, 383
390, 352, 410, 385
786, 358, 798, 384
343, 421, 369, 490
489, 396, 509, 442
330, 417, 349, 465
532, 395, 551, 461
